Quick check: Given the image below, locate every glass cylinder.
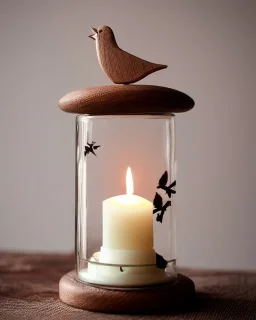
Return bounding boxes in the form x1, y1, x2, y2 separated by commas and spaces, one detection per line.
76, 114, 177, 289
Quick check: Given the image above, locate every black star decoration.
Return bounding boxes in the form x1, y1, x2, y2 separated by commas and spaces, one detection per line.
84, 141, 101, 157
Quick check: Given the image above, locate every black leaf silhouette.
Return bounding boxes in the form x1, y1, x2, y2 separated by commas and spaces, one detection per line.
84, 141, 101, 157
157, 171, 176, 198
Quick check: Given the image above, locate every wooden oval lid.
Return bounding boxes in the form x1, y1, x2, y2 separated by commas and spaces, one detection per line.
58, 85, 194, 115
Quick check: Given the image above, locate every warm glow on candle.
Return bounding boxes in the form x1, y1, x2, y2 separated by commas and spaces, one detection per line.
126, 167, 134, 196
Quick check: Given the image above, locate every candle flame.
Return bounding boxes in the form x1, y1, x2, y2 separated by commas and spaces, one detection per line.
126, 167, 134, 196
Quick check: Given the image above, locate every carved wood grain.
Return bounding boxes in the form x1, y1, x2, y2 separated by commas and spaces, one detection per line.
91, 26, 167, 84
58, 85, 194, 115
59, 271, 195, 313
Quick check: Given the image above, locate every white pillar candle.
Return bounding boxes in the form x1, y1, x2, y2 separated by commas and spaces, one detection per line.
101, 167, 155, 265
103, 194, 153, 249
80, 167, 172, 286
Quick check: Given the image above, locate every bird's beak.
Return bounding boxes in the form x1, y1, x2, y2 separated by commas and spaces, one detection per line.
88, 27, 98, 40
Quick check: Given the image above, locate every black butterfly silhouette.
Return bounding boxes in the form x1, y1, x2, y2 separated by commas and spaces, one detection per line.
153, 192, 171, 223
157, 171, 176, 198
84, 141, 101, 157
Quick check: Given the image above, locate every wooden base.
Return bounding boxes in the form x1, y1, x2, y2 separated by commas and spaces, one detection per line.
59, 270, 195, 313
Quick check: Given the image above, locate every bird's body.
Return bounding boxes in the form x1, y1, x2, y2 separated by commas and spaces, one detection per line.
89, 26, 167, 84
157, 171, 176, 198
153, 192, 171, 223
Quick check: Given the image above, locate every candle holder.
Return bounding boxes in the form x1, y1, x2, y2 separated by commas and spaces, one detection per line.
76, 114, 177, 288
58, 26, 195, 313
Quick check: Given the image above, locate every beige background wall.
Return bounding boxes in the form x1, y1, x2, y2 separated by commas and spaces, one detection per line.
1, 0, 255, 270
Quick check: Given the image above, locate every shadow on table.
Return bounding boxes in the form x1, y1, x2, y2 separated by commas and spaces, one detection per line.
134, 292, 256, 318
184, 292, 256, 319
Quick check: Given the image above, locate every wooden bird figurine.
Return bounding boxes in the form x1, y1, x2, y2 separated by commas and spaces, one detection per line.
89, 26, 167, 84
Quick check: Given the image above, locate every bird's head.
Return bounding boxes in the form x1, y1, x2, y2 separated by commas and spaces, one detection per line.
88, 26, 116, 44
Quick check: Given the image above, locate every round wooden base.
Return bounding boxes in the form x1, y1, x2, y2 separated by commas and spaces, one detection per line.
59, 270, 195, 313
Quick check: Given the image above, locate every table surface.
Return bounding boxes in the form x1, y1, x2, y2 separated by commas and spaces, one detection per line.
0, 253, 256, 320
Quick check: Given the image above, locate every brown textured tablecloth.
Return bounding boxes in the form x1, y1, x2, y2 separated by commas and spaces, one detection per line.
0, 252, 255, 319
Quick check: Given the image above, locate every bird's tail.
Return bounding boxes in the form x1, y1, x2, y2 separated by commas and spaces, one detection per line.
153, 208, 159, 214
166, 189, 172, 198
156, 64, 167, 70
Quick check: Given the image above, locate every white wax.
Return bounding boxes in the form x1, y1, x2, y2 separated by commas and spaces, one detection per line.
99, 247, 156, 265
102, 194, 154, 251
81, 192, 175, 286
79, 252, 175, 287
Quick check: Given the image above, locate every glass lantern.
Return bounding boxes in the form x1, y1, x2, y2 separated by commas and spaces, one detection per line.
75, 114, 177, 288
